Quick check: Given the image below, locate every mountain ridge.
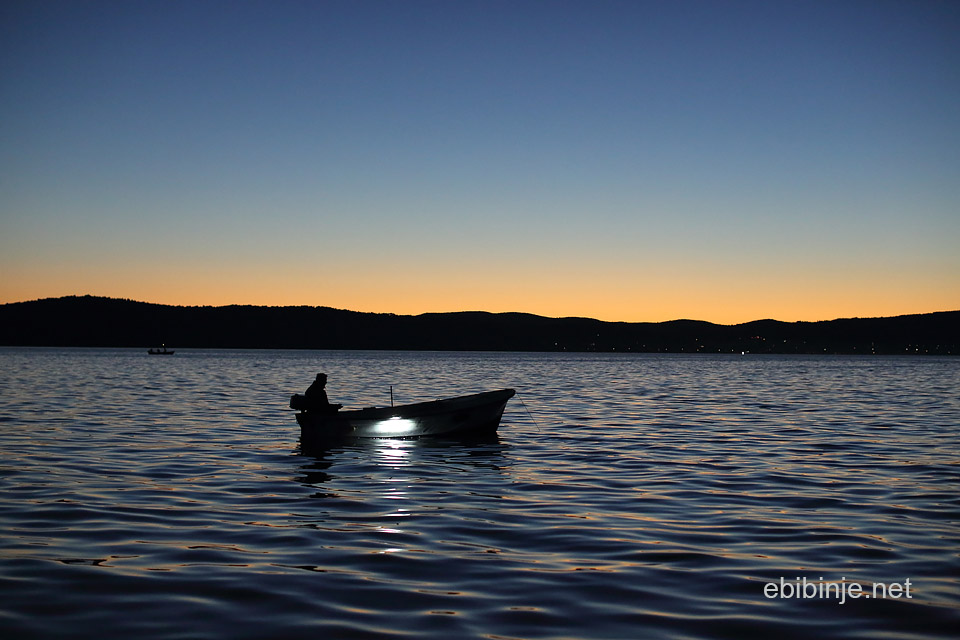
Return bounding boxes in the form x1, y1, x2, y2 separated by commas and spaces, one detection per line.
0, 295, 956, 354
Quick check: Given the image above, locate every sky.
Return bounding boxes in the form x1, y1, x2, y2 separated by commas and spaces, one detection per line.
1, 0, 958, 324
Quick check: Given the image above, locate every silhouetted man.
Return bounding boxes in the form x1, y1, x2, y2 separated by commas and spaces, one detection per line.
304, 373, 342, 413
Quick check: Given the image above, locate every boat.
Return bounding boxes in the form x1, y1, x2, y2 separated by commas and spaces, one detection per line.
147, 346, 175, 355
292, 388, 515, 443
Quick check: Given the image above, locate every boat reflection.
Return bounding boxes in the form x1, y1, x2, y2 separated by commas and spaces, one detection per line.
294, 434, 509, 492
289, 434, 513, 560
297, 432, 505, 458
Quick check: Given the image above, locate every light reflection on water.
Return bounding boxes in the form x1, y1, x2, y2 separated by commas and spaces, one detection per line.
0, 348, 958, 639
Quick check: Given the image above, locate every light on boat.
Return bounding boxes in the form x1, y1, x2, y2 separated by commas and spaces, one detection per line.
372, 417, 417, 436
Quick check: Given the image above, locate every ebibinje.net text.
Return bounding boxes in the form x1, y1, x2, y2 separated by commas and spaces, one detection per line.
764, 577, 913, 605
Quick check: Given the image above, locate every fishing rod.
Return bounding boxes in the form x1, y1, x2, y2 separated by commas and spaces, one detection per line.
515, 391, 542, 433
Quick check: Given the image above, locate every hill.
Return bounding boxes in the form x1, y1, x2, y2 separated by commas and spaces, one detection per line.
0, 296, 956, 354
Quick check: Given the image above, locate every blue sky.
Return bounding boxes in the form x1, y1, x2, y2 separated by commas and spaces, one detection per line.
2, 0, 957, 322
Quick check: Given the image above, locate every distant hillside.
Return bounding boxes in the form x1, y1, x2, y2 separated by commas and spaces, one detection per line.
0, 296, 956, 354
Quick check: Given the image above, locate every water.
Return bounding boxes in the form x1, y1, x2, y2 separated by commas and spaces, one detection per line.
1, 348, 958, 639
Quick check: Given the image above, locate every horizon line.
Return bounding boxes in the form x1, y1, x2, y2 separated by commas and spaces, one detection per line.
5, 294, 958, 328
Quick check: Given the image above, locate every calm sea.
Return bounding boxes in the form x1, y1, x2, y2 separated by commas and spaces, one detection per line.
1, 348, 957, 639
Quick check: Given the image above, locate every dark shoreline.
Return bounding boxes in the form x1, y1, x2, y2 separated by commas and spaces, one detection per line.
1, 295, 957, 355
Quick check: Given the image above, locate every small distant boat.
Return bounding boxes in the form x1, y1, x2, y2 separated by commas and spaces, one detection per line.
292, 388, 515, 443
147, 346, 175, 355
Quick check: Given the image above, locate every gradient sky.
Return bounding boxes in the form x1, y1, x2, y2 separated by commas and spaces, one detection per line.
2, 0, 957, 324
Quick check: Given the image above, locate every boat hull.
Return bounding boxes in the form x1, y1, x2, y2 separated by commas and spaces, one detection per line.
295, 388, 515, 444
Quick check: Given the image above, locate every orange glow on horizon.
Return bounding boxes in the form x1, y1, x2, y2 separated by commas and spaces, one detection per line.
2, 262, 956, 326
2, 233, 957, 325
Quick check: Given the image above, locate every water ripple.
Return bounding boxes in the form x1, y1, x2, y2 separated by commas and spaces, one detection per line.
0, 349, 958, 639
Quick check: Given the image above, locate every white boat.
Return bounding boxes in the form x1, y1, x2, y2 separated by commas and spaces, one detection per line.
291, 389, 515, 443
147, 345, 174, 355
